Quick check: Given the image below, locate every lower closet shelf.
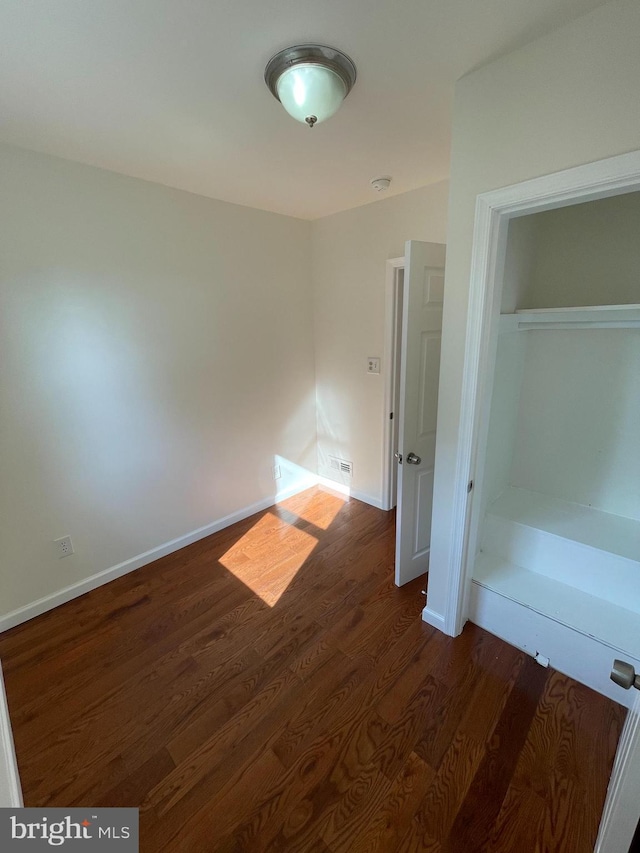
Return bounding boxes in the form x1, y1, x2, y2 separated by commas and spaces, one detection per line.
473, 551, 640, 661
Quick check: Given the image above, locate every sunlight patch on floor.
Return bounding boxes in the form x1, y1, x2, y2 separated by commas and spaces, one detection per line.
285, 490, 346, 530
219, 512, 318, 606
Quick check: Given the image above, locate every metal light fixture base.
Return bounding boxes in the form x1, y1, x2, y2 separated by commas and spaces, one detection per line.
264, 44, 357, 103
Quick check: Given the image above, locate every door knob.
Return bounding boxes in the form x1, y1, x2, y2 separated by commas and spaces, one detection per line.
406, 452, 421, 465
610, 659, 640, 690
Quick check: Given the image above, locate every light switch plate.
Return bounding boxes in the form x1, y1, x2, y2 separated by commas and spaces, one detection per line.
367, 357, 381, 374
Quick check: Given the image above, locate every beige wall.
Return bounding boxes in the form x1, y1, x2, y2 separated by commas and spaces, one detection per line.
502, 191, 640, 312
429, 0, 640, 622
311, 183, 449, 504
523, 191, 640, 308
0, 144, 316, 621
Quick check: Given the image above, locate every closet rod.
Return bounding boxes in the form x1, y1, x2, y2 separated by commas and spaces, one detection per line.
500, 305, 640, 333
516, 320, 640, 331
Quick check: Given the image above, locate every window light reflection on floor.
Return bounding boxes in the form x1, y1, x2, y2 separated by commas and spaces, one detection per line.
219, 512, 318, 606
285, 491, 345, 530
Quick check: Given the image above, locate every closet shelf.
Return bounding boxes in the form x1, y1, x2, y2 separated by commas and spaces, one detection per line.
473, 552, 640, 660
488, 487, 640, 563
500, 303, 640, 332
481, 486, 640, 612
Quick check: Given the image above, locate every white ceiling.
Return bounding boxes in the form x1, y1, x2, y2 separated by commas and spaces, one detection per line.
0, 0, 607, 219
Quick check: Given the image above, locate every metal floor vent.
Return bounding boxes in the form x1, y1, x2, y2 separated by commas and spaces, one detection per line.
329, 456, 353, 476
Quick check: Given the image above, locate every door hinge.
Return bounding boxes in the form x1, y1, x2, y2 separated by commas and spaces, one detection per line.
390, 412, 393, 420
467, 480, 473, 493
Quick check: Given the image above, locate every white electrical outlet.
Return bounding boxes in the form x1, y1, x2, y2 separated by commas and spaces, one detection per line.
367, 357, 381, 374
55, 535, 74, 558
272, 465, 281, 480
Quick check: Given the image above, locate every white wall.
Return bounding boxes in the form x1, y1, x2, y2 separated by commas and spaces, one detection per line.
481, 331, 527, 512
311, 183, 449, 505
510, 329, 640, 521
428, 0, 640, 626
0, 144, 317, 622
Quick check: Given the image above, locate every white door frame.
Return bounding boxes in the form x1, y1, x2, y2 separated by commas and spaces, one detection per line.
381, 256, 405, 512
443, 148, 640, 638
0, 663, 22, 807
595, 689, 640, 853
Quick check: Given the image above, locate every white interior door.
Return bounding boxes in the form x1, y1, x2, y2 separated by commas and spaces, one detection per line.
395, 240, 446, 586
596, 683, 640, 853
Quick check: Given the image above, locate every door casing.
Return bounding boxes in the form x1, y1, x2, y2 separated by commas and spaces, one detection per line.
381, 257, 405, 512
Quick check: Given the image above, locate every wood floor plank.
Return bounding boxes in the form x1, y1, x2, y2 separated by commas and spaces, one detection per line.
406, 730, 486, 844
349, 751, 435, 853
537, 774, 587, 853
213, 713, 368, 852
143, 745, 286, 852
316, 764, 393, 851
0, 486, 626, 852
446, 655, 549, 851
369, 675, 446, 783
272, 652, 374, 769
92, 748, 176, 809
154, 667, 301, 814
484, 777, 547, 853
261, 708, 392, 851
455, 644, 525, 745
375, 631, 443, 724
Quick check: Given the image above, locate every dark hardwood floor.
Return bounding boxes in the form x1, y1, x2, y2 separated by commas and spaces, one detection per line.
0, 487, 626, 851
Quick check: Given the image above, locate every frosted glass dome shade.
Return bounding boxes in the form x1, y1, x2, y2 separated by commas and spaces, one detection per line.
276, 64, 347, 127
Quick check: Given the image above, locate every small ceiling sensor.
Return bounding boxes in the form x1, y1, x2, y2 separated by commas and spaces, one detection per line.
370, 176, 391, 192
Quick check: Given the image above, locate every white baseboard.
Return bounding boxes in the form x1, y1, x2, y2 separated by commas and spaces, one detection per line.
316, 476, 384, 510
422, 605, 446, 632
0, 479, 317, 634
275, 477, 319, 503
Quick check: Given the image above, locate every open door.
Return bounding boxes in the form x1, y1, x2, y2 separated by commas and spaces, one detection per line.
395, 240, 446, 586
596, 675, 640, 853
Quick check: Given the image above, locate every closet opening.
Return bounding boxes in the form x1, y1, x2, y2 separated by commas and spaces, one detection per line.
468, 189, 640, 705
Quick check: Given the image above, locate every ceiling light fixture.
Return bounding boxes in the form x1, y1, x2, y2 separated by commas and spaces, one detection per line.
264, 44, 356, 128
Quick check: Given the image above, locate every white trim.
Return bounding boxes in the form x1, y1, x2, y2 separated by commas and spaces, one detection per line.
422, 606, 446, 632
469, 581, 639, 708
596, 690, 640, 853
0, 664, 22, 807
445, 197, 507, 635
0, 479, 316, 634
381, 256, 405, 511
477, 150, 640, 215
275, 477, 320, 503
504, 304, 640, 331
316, 476, 384, 509
445, 148, 640, 636
515, 302, 640, 313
